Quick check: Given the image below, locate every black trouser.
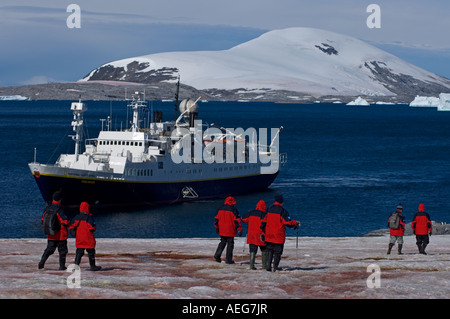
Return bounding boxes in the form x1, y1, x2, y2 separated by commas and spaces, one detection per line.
39, 240, 68, 268
214, 236, 234, 263
249, 244, 266, 254
265, 242, 284, 270
75, 248, 96, 265
415, 234, 429, 253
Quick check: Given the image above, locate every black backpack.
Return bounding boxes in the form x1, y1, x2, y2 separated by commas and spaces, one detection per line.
42, 206, 61, 235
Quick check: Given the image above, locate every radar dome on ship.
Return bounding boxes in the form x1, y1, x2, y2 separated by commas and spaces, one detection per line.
179, 98, 199, 114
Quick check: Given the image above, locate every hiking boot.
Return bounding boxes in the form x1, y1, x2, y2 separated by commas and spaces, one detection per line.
387, 243, 394, 255
38, 250, 52, 269
261, 251, 268, 270
249, 252, 256, 270
89, 265, 102, 271
59, 256, 67, 270
398, 244, 403, 255
88, 255, 101, 271
417, 243, 424, 254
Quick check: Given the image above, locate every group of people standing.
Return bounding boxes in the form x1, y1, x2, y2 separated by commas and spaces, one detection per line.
387, 203, 433, 255
38, 191, 101, 271
38, 192, 434, 273
214, 194, 299, 272
214, 197, 434, 272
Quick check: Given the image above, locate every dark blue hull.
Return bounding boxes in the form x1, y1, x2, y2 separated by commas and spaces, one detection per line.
33, 172, 279, 210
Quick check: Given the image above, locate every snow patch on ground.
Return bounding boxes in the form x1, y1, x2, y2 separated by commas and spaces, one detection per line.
0, 236, 448, 299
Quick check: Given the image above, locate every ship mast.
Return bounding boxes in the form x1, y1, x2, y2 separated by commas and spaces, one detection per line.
174, 74, 180, 121
129, 92, 146, 132
70, 99, 87, 161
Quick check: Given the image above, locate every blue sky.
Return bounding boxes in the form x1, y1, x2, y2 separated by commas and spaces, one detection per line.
0, 0, 449, 86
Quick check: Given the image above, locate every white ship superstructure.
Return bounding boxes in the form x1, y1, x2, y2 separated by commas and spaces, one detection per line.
29, 89, 285, 209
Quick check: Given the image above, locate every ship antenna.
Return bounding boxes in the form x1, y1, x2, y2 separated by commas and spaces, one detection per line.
174, 74, 180, 121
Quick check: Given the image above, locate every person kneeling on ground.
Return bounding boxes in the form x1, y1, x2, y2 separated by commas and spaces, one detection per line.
69, 202, 101, 271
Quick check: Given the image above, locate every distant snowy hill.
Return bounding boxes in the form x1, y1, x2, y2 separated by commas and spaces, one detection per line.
80, 27, 450, 98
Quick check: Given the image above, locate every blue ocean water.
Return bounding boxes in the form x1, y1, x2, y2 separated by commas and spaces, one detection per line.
1, 100, 449, 238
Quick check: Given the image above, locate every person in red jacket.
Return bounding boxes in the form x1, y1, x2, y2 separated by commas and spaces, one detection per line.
241, 200, 267, 270
69, 202, 101, 271
412, 203, 432, 255
38, 191, 69, 270
214, 196, 242, 264
387, 204, 406, 255
260, 195, 299, 272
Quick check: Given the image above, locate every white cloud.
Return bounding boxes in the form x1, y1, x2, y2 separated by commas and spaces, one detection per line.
0, 0, 449, 85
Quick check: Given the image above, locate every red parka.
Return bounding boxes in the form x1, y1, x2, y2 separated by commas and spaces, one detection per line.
41, 200, 69, 241
241, 200, 267, 246
214, 196, 242, 237
260, 202, 298, 244
69, 202, 97, 249
387, 209, 406, 236
412, 203, 432, 235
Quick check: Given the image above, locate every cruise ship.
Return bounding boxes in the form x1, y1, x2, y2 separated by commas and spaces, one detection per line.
28, 88, 285, 210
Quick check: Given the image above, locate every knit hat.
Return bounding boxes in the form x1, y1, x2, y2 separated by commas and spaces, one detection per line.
52, 191, 62, 202
274, 194, 284, 204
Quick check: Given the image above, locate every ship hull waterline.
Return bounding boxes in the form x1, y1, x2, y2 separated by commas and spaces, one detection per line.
30, 168, 279, 211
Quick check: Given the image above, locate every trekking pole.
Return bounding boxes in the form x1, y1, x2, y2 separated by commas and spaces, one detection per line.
295, 225, 299, 258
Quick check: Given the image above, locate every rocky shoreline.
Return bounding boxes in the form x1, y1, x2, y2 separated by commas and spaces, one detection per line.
363, 221, 450, 237
0, 81, 417, 104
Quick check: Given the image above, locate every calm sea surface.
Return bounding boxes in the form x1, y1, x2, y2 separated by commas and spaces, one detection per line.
1, 100, 449, 238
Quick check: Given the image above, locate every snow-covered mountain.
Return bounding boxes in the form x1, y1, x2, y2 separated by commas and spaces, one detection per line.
80, 27, 450, 97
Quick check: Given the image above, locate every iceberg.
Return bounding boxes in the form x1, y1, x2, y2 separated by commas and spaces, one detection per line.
409, 95, 439, 107
0, 95, 30, 101
437, 93, 450, 111
346, 96, 369, 106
